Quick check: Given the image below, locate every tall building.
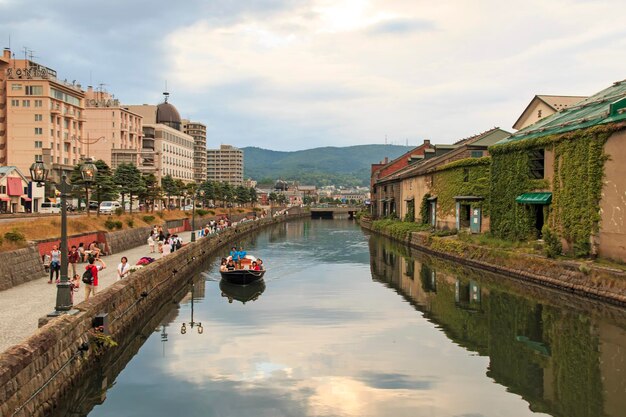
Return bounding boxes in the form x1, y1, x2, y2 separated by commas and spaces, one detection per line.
1, 48, 85, 182
182, 119, 207, 184
126, 96, 194, 186
83, 86, 143, 169
206, 144, 244, 185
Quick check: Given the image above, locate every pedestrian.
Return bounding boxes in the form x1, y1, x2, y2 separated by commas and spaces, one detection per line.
147, 233, 155, 253
162, 235, 172, 256
68, 245, 79, 277
48, 245, 61, 284
83, 256, 106, 301
77, 242, 86, 262
117, 256, 130, 281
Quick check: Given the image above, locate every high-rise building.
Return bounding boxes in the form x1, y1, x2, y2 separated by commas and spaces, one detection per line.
206, 144, 244, 185
126, 96, 194, 186
0, 48, 85, 182
182, 119, 207, 184
83, 86, 143, 169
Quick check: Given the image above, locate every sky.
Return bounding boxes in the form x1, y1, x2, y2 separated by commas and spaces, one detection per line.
1, 0, 626, 151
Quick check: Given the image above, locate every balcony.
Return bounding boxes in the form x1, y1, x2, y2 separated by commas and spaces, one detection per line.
50, 106, 61, 114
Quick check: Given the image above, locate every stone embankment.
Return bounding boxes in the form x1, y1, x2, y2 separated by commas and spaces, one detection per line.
0, 210, 306, 417
361, 218, 626, 307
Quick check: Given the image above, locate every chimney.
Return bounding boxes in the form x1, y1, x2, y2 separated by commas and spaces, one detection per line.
384, 157, 389, 164
87, 85, 93, 92
3, 48, 10, 60
423, 139, 431, 145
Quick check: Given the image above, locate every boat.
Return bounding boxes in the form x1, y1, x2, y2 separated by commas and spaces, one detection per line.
220, 255, 266, 284
220, 279, 265, 304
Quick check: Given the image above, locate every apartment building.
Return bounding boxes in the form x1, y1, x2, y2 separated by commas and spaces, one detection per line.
206, 144, 244, 185
83, 86, 143, 169
182, 119, 207, 184
1, 48, 85, 182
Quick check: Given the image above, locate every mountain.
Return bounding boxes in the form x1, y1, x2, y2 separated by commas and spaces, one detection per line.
242, 145, 413, 187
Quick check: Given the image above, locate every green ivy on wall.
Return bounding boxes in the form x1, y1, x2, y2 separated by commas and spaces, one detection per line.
489, 124, 618, 255
430, 157, 491, 217
419, 193, 431, 225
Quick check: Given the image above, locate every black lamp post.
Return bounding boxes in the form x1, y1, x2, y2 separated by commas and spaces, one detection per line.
31, 160, 97, 315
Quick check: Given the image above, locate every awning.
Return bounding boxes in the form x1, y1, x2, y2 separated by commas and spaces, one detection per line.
21, 196, 32, 202
7, 177, 23, 196
427, 196, 438, 201
454, 196, 484, 201
0, 197, 9, 202
404, 197, 415, 201
516, 192, 552, 205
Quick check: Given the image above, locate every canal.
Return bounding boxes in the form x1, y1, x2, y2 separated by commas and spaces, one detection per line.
62, 219, 626, 417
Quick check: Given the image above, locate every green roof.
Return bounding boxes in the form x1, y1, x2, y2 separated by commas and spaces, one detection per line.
516, 192, 552, 205
497, 79, 626, 144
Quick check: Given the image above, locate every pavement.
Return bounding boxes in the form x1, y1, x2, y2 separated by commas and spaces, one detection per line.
0, 231, 193, 353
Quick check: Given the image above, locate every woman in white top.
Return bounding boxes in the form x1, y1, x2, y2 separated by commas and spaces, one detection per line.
117, 256, 131, 281
161, 236, 172, 256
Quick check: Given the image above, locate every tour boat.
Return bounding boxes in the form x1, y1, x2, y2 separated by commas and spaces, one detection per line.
220, 255, 266, 284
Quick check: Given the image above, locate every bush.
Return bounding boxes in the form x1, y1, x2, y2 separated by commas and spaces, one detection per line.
208, 210, 215, 215
196, 209, 208, 217
142, 215, 155, 223
156, 211, 164, 218
126, 219, 134, 228
104, 219, 116, 230
542, 225, 562, 258
114, 207, 124, 216
372, 219, 430, 240
114, 220, 123, 230
4, 229, 25, 242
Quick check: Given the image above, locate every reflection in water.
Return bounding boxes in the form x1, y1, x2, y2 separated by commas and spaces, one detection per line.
368, 233, 626, 417
220, 279, 266, 304
61, 220, 626, 417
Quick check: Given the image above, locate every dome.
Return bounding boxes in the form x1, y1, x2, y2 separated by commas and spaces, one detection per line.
156, 101, 182, 131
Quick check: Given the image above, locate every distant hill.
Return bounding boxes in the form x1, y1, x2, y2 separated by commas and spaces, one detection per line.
242, 145, 413, 187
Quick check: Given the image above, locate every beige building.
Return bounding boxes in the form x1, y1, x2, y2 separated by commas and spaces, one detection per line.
1, 48, 85, 182
82, 87, 143, 169
126, 100, 194, 185
207, 144, 244, 185
512, 95, 587, 130
182, 119, 207, 184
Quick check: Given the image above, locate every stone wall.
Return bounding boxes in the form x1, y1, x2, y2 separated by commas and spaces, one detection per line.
0, 246, 45, 291
0, 212, 306, 417
105, 226, 152, 255
360, 218, 626, 307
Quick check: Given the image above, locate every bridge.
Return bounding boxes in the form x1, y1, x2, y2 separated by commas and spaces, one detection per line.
310, 206, 361, 219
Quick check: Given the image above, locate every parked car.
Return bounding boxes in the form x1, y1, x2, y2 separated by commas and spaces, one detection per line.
100, 201, 121, 214
39, 202, 61, 214
88, 201, 99, 210
182, 205, 194, 211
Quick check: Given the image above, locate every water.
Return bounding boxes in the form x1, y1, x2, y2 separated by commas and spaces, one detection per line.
69, 219, 626, 417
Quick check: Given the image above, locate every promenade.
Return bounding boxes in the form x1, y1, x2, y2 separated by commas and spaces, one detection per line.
0, 231, 193, 352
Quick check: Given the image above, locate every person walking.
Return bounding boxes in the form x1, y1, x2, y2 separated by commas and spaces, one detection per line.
162, 235, 172, 257
117, 256, 130, 281
48, 245, 61, 284
84, 256, 106, 301
68, 245, 79, 278
147, 233, 155, 253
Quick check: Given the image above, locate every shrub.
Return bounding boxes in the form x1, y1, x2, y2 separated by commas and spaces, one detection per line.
114, 220, 123, 230
156, 211, 164, 218
542, 225, 562, 258
4, 229, 25, 242
372, 219, 430, 240
126, 219, 134, 228
142, 215, 155, 223
196, 209, 208, 217
114, 207, 124, 216
208, 210, 215, 215
104, 219, 116, 230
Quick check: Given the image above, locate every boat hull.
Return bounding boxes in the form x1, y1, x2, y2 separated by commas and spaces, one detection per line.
220, 269, 265, 285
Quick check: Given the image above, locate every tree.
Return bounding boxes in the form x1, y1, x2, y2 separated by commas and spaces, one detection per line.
139, 173, 160, 212
268, 192, 277, 207
113, 163, 143, 213
235, 185, 249, 206
161, 175, 177, 210
199, 180, 216, 207
249, 187, 258, 206
70, 159, 118, 216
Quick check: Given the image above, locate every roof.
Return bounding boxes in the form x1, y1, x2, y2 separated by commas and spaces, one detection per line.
0, 166, 28, 182
498, 79, 626, 145
452, 127, 511, 146
512, 95, 588, 130
156, 102, 182, 130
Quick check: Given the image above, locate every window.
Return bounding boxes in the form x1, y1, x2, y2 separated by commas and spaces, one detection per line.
463, 168, 470, 182
22, 100, 31, 107
35, 155, 43, 162
34, 100, 42, 107
64, 158, 68, 165
34, 127, 43, 135
11, 83, 22, 90
25, 85, 43, 95
35, 114, 42, 121
63, 119, 69, 128
471, 150, 483, 158
529, 149, 545, 179
0, 185, 5, 194
11, 99, 19, 107
34, 141, 43, 148
538, 109, 542, 118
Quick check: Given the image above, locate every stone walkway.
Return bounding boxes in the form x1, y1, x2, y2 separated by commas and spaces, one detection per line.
0, 231, 193, 353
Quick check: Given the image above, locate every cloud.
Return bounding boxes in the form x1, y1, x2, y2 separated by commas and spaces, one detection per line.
367, 18, 436, 35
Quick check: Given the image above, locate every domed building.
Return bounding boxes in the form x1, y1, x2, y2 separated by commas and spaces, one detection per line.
156, 100, 182, 131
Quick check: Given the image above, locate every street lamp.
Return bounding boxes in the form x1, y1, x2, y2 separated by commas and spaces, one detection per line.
31, 160, 97, 316
180, 281, 203, 334
190, 189, 201, 243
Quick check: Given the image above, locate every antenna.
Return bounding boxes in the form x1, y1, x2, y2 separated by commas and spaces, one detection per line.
28, 49, 37, 61
22, 46, 28, 61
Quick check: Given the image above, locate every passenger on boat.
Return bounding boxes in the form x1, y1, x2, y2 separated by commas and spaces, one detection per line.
230, 246, 239, 261
257, 259, 264, 270
237, 246, 247, 268
251, 261, 260, 271
219, 258, 228, 272
226, 259, 236, 271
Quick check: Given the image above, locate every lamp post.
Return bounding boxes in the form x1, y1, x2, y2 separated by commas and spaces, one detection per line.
31, 160, 97, 315
191, 191, 197, 242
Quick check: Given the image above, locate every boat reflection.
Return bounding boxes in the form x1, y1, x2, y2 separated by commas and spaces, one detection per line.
219, 278, 266, 304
